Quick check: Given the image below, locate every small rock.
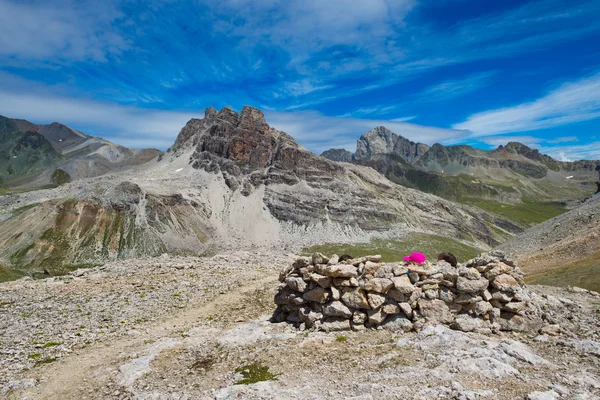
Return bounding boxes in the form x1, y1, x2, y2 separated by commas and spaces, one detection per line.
285, 277, 308, 293
312, 253, 329, 265
492, 274, 520, 293
317, 264, 358, 278
367, 308, 387, 325
362, 278, 393, 293
322, 301, 353, 318
392, 275, 415, 294
303, 287, 330, 304
341, 288, 371, 309
539, 324, 561, 336
367, 292, 386, 309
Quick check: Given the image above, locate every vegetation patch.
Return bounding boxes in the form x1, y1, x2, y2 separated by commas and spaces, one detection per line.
51, 169, 71, 186
34, 357, 57, 367
526, 254, 600, 293
12, 202, 40, 216
234, 362, 280, 385
460, 198, 567, 227
335, 335, 348, 342
302, 233, 481, 264
0, 265, 25, 283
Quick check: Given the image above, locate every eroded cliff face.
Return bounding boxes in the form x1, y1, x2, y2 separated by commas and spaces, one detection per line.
0, 182, 211, 275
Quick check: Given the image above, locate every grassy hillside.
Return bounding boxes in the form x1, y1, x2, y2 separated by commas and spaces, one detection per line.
302, 233, 482, 264
526, 253, 600, 293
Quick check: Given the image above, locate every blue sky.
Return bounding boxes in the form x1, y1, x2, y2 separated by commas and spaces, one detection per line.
1, 0, 600, 160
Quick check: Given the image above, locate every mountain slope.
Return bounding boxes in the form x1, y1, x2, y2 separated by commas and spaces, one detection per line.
0, 115, 162, 188
0, 106, 521, 276
0, 130, 65, 187
498, 193, 600, 291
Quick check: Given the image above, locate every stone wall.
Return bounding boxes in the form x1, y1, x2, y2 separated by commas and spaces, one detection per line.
273, 251, 545, 333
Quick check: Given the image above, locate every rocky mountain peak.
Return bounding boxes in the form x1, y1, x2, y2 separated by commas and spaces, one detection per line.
354, 126, 430, 164
239, 106, 269, 133
320, 148, 354, 162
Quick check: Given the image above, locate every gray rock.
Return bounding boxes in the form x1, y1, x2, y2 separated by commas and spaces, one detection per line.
503, 301, 526, 313
418, 299, 455, 324
408, 271, 420, 283
303, 287, 330, 304
456, 276, 489, 293
388, 289, 405, 302
439, 287, 456, 303
367, 293, 386, 309
352, 311, 367, 325
330, 285, 341, 300
322, 301, 353, 318
492, 274, 520, 292
392, 275, 415, 294
459, 267, 481, 280
399, 302, 413, 318
452, 315, 489, 332
526, 390, 559, 400
484, 262, 514, 280
367, 308, 387, 325
341, 288, 371, 309
362, 278, 393, 293
333, 277, 359, 287
308, 273, 331, 288
317, 264, 358, 278
474, 301, 493, 315
392, 265, 408, 276
285, 276, 308, 293
424, 289, 439, 299
320, 318, 351, 332
312, 252, 329, 265
382, 303, 400, 314
382, 314, 413, 332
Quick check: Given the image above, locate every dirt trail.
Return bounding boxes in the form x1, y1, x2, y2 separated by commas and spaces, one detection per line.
13, 275, 278, 400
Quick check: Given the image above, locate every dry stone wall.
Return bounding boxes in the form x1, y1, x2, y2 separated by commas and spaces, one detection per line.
273, 251, 546, 333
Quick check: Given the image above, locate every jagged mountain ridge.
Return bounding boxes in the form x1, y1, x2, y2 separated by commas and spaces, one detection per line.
0, 115, 162, 188
321, 127, 600, 208
0, 105, 522, 276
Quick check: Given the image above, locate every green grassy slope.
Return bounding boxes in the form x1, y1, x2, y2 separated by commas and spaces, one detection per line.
302, 233, 482, 264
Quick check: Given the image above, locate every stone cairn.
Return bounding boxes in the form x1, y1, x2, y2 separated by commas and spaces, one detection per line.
273, 250, 544, 333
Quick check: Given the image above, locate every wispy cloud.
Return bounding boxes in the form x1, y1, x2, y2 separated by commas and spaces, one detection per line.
0, 0, 127, 62
453, 71, 600, 136
420, 71, 496, 102
264, 110, 468, 154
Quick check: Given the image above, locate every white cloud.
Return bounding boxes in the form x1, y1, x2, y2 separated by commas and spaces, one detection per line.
480, 136, 542, 148
0, 0, 127, 62
540, 142, 600, 162
420, 71, 496, 102
264, 110, 468, 154
453, 72, 600, 136
0, 90, 199, 150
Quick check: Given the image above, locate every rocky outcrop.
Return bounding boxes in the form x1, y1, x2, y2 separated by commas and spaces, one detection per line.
274, 251, 551, 334
354, 126, 429, 163
320, 148, 354, 162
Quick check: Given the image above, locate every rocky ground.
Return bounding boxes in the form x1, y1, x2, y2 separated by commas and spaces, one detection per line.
1, 252, 599, 400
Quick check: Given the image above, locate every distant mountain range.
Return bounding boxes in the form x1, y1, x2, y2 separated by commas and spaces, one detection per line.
0, 115, 161, 190
321, 127, 600, 226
